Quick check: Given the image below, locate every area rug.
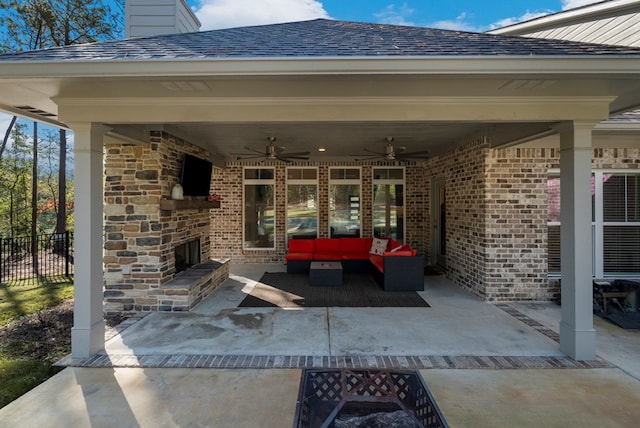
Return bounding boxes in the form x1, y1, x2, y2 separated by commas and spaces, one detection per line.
238, 272, 429, 308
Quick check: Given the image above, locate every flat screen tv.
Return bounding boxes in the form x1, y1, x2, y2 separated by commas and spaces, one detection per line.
180, 154, 213, 197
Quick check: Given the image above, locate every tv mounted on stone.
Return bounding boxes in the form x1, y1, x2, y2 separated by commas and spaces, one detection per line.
180, 154, 213, 197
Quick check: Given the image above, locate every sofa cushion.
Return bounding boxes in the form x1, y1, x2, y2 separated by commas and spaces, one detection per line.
340, 238, 372, 260
314, 238, 342, 260
387, 239, 403, 251
390, 244, 412, 253
287, 239, 315, 253
369, 254, 384, 272
340, 238, 369, 253
314, 238, 341, 252
369, 238, 388, 255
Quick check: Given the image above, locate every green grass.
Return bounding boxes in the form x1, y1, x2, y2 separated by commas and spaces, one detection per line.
0, 276, 73, 408
0, 276, 73, 328
0, 358, 62, 408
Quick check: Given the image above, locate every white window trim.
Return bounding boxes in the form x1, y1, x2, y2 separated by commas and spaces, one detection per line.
243, 167, 276, 250
328, 167, 362, 238
286, 167, 319, 244
372, 167, 405, 242
548, 169, 640, 278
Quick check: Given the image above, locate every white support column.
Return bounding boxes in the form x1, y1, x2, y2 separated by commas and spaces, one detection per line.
71, 123, 108, 359
557, 121, 597, 360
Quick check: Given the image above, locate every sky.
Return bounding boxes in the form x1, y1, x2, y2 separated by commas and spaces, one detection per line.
0, 0, 606, 137
189, 0, 603, 32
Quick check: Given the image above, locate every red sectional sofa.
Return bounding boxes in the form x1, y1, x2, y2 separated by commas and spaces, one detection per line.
285, 237, 424, 291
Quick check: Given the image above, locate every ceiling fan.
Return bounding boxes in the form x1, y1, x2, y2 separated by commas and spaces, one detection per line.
231, 137, 310, 162
352, 137, 429, 162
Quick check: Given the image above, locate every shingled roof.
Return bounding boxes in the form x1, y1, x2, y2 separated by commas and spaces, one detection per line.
2, 18, 640, 62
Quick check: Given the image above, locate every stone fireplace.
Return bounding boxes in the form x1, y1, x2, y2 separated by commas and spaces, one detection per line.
103, 131, 228, 316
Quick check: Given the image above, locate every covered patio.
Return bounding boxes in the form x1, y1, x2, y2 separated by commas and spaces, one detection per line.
81, 264, 573, 365
1, 20, 640, 363
1, 264, 639, 427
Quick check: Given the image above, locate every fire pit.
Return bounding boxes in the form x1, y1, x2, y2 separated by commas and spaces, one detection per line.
293, 369, 448, 428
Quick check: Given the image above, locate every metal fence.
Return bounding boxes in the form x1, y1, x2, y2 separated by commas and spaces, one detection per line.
0, 231, 74, 284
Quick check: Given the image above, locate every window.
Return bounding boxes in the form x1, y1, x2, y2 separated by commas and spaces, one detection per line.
547, 171, 640, 277
287, 168, 318, 240
373, 168, 404, 241
244, 168, 275, 249
602, 173, 640, 275
329, 168, 361, 237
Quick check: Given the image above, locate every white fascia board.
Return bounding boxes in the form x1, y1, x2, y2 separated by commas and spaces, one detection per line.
2, 56, 640, 78
489, 0, 640, 35
595, 122, 640, 131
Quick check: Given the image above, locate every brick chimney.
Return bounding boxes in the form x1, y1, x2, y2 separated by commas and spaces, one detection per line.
125, 0, 201, 38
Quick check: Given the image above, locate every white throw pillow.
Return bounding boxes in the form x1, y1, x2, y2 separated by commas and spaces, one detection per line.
369, 238, 388, 255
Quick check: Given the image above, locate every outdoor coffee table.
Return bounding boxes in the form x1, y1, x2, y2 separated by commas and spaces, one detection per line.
309, 261, 343, 286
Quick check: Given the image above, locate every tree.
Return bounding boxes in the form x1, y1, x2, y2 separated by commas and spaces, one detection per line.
31, 122, 38, 272
1, 115, 17, 161
0, 0, 121, 52
0, 1, 123, 241
0, 122, 31, 237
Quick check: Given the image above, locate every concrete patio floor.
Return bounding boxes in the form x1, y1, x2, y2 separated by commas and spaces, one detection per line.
1, 264, 639, 427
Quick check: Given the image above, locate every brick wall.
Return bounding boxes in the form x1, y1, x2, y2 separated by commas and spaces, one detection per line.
103, 130, 639, 311
209, 161, 425, 263
424, 141, 556, 301
424, 138, 489, 297
485, 147, 552, 301
425, 142, 639, 302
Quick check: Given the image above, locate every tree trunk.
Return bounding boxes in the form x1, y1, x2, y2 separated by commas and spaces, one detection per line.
56, 128, 67, 233
55, 129, 67, 254
31, 122, 39, 275
1, 115, 17, 161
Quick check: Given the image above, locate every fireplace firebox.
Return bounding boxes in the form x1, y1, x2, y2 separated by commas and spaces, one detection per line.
175, 239, 201, 274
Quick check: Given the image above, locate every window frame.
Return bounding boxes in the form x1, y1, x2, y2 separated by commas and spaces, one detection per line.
328, 167, 362, 238
372, 167, 405, 242
286, 167, 319, 242
242, 167, 276, 250
547, 169, 640, 278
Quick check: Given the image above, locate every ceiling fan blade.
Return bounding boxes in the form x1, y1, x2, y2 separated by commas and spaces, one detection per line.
364, 148, 385, 156
244, 147, 267, 155
230, 148, 265, 156
279, 155, 310, 160
353, 155, 383, 161
281, 151, 310, 157
396, 156, 429, 161
398, 150, 430, 156
234, 154, 266, 160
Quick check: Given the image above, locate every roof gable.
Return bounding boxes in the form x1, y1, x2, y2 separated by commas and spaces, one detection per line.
2, 19, 640, 63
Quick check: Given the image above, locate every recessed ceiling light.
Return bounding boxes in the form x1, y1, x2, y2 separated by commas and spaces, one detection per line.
318, 147, 326, 152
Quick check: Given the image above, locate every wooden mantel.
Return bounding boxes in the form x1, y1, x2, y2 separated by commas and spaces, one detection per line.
160, 198, 221, 211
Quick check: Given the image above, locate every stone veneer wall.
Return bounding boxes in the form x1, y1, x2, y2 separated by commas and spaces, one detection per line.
209, 161, 425, 263
103, 131, 214, 315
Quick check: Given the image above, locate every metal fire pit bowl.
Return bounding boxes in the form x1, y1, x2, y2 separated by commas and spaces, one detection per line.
293, 369, 448, 428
